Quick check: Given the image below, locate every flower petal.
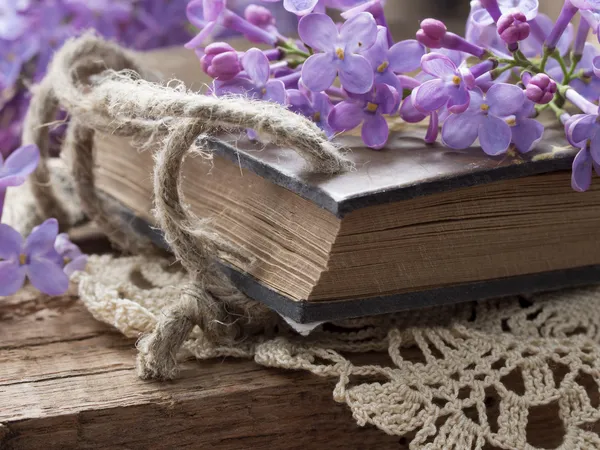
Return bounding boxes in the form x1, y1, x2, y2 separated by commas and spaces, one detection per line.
24, 218, 58, 257
284, 0, 321, 15
329, 101, 364, 132
590, 127, 600, 165
361, 114, 389, 149
363, 27, 388, 68
340, 12, 378, 53
0, 144, 39, 187
0, 260, 26, 296
572, 148, 594, 192
511, 118, 544, 153
400, 96, 427, 123
570, 114, 597, 146
214, 77, 256, 96
373, 83, 399, 115
287, 89, 312, 116
202, 0, 225, 21
263, 80, 286, 104
442, 112, 480, 149
412, 79, 448, 113
479, 115, 512, 156
446, 86, 470, 114
242, 48, 270, 86
487, 83, 525, 117
420, 53, 457, 79
64, 255, 88, 277
338, 54, 374, 94
388, 40, 425, 73
0, 223, 22, 260
298, 13, 337, 51
27, 252, 70, 296
301, 53, 337, 92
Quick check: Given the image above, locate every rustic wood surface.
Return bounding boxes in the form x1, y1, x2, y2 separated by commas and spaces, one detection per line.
0, 284, 409, 450
0, 283, 583, 450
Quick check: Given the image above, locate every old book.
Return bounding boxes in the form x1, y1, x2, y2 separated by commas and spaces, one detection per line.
92, 49, 600, 323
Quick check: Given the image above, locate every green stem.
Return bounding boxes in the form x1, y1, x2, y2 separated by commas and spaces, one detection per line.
540, 46, 552, 71
280, 47, 310, 58
548, 100, 566, 120
553, 52, 569, 79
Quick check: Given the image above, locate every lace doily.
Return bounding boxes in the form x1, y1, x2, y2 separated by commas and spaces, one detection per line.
75, 254, 600, 449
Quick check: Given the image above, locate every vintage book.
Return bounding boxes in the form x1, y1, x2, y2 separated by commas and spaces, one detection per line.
91, 49, 600, 323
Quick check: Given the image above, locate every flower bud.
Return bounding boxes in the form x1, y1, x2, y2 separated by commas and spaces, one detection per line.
244, 4, 274, 29
416, 18, 447, 48
497, 11, 530, 44
525, 73, 557, 105
200, 42, 242, 81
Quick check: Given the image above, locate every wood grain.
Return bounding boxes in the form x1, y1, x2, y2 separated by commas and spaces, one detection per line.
0, 290, 403, 450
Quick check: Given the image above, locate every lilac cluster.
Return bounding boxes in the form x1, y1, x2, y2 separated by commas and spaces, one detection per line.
190, 0, 600, 191
0, 0, 195, 159
0, 144, 87, 297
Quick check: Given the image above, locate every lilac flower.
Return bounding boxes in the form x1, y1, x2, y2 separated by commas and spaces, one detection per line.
580, 9, 600, 40
469, 0, 539, 28
244, 4, 275, 29
568, 44, 600, 101
417, 18, 488, 58
127, 0, 192, 50
215, 48, 286, 104
287, 89, 334, 136
363, 27, 425, 93
412, 53, 475, 115
521, 14, 573, 58
329, 83, 399, 149
507, 99, 544, 153
54, 233, 88, 276
186, 0, 277, 48
0, 92, 30, 158
298, 12, 377, 94
0, 0, 30, 40
565, 110, 600, 191
523, 73, 557, 104
201, 42, 242, 80
571, 0, 600, 11
497, 11, 530, 46
0, 219, 69, 297
545, 0, 581, 51
0, 144, 39, 189
442, 84, 525, 155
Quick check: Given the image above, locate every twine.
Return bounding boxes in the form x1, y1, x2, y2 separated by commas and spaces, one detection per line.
23, 33, 351, 379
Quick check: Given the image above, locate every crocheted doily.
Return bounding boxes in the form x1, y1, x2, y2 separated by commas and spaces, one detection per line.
75, 253, 600, 449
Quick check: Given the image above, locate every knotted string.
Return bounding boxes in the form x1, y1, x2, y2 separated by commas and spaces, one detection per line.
23, 33, 352, 379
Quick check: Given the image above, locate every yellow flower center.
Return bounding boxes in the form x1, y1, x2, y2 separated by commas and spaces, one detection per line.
7, 52, 15, 62
261, 88, 267, 95
480, 103, 490, 112
64, 257, 72, 265
377, 61, 389, 73
506, 117, 516, 126
313, 111, 321, 122
336, 48, 345, 60
452, 75, 461, 85
19, 254, 26, 265
366, 102, 378, 112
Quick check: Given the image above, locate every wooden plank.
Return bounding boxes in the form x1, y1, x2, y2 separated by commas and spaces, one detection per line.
0, 292, 402, 449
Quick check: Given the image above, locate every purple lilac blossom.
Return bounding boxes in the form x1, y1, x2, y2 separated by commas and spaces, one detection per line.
186, 0, 277, 48
201, 42, 242, 80
329, 83, 400, 149
442, 84, 525, 155
568, 43, 600, 101
565, 110, 600, 191
417, 18, 488, 58
341, 0, 393, 45
298, 12, 377, 94
497, 11, 530, 46
412, 53, 475, 115
64, 0, 132, 39
0, 0, 30, 40
523, 73, 557, 104
0, 219, 69, 297
215, 48, 286, 103
507, 99, 544, 152
362, 27, 425, 93
287, 89, 334, 136
0, 144, 39, 189
263, 0, 365, 16
54, 233, 88, 276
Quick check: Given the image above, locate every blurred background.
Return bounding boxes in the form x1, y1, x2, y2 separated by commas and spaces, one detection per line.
385, 0, 563, 39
